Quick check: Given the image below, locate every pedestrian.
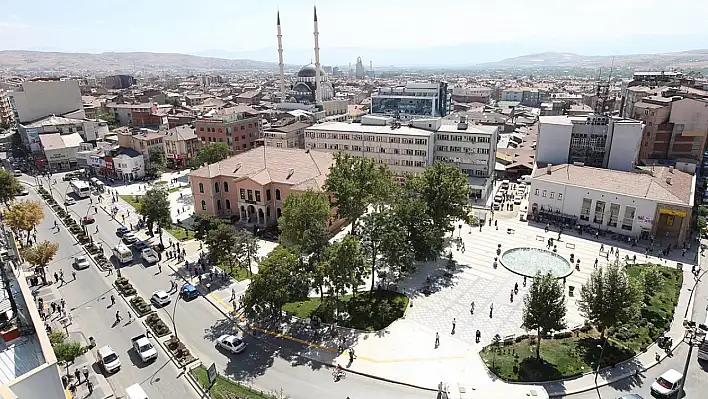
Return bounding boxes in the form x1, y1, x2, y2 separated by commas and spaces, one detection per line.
82, 365, 88, 382
69, 384, 77, 396
74, 368, 81, 384
60, 298, 66, 310
54, 272, 59, 283
115, 311, 121, 322
158, 264, 162, 273
451, 318, 456, 334
72, 271, 76, 280
87, 380, 94, 395
231, 288, 236, 301
435, 332, 440, 347
128, 312, 133, 323
59, 269, 64, 280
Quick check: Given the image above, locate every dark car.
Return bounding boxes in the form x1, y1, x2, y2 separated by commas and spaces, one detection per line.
133, 241, 149, 251
116, 226, 129, 236
82, 215, 95, 225
180, 284, 199, 300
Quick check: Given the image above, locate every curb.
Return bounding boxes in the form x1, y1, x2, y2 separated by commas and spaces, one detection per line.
143, 320, 201, 373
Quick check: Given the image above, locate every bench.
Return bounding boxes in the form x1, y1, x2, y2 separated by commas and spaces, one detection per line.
565, 242, 575, 249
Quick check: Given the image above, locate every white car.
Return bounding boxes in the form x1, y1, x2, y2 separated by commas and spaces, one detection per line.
16, 189, 29, 196
65, 197, 76, 205
150, 290, 171, 307
97, 345, 121, 374
216, 334, 247, 354
73, 255, 90, 270
650, 368, 683, 397
122, 232, 138, 244
514, 196, 523, 205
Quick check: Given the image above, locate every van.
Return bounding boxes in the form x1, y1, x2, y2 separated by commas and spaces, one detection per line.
97, 345, 121, 373
95, 180, 105, 192
112, 244, 134, 264
125, 383, 148, 399
90, 177, 100, 187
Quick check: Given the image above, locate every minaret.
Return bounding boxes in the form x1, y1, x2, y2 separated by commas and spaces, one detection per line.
276, 11, 285, 102
313, 6, 322, 104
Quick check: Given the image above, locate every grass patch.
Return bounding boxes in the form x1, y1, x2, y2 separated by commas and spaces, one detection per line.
165, 224, 190, 241
120, 195, 142, 210
481, 264, 682, 382
168, 185, 184, 193
191, 366, 283, 399
282, 290, 409, 331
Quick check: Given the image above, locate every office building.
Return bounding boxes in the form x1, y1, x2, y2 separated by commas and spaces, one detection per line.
8, 79, 84, 123
371, 81, 451, 120
536, 115, 644, 172
195, 106, 263, 154
263, 121, 311, 149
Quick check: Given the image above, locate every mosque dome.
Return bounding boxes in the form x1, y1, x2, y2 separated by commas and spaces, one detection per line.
297, 63, 327, 78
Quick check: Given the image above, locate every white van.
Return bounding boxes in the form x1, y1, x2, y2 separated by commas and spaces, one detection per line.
112, 244, 133, 264
125, 383, 149, 399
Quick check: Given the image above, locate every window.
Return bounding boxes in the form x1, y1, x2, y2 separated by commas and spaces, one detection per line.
225, 199, 231, 210
542, 190, 547, 197
550, 192, 555, 199
201, 200, 206, 211
275, 189, 281, 201
558, 193, 563, 200
247, 190, 253, 201
580, 198, 592, 221
217, 200, 222, 210
266, 189, 271, 201
255, 191, 261, 202
223, 182, 229, 192
621, 206, 635, 231
593, 201, 606, 224
214, 182, 220, 193
240, 188, 245, 200
199, 183, 204, 193
608, 203, 620, 227
534, 189, 539, 196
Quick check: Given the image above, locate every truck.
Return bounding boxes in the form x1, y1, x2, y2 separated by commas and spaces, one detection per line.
131, 334, 157, 363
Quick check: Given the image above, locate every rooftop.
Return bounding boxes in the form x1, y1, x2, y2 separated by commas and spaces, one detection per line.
21, 115, 83, 129
165, 125, 197, 141
267, 121, 311, 134
190, 147, 334, 191
306, 121, 435, 137
437, 123, 497, 135
39, 132, 83, 151
533, 164, 694, 206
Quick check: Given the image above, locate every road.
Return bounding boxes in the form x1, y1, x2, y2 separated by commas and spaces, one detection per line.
28, 175, 435, 399
28, 188, 198, 399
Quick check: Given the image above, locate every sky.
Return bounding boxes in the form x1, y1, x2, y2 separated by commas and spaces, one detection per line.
2, 0, 708, 65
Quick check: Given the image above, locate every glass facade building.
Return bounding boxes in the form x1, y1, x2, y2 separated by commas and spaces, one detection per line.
371, 81, 450, 120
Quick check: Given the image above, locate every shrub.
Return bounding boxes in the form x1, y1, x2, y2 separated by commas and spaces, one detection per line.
146, 313, 171, 337
553, 331, 573, 339
129, 296, 152, 316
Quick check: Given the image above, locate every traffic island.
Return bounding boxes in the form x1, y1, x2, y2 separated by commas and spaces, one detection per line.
129, 296, 153, 317
165, 336, 196, 366
191, 365, 283, 399
114, 277, 137, 297
145, 314, 171, 338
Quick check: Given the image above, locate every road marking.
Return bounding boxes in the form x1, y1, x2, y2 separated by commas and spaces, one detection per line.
208, 292, 468, 364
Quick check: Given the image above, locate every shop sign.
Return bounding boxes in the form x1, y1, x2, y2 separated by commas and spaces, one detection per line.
637, 215, 653, 226
659, 209, 687, 218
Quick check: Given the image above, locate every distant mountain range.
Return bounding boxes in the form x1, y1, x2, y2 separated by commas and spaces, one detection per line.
1, 48, 707, 75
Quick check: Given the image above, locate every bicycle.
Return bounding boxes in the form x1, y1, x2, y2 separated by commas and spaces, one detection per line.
332, 369, 346, 381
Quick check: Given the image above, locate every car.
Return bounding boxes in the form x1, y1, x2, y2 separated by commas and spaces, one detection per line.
64, 197, 76, 205
97, 345, 121, 374
615, 395, 644, 399
116, 226, 129, 236
62, 173, 76, 181
122, 232, 138, 244
150, 290, 171, 307
133, 240, 150, 251
82, 215, 95, 225
141, 248, 159, 264
16, 189, 29, 196
12, 170, 21, 177
180, 284, 199, 300
216, 334, 247, 354
73, 255, 90, 270
514, 196, 523, 205
650, 368, 683, 397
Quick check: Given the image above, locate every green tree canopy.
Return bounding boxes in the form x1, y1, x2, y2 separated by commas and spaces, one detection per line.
21, 241, 58, 275
360, 207, 411, 291
138, 188, 172, 245
148, 146, 167, 172
278, 189, 331, 256
53, 341, 84, 375
189, 142, 231, 168
322, 235, 366, 306
235, 230, 260, 277
578, 261, 642, 339
324, 153, 392, 233
204, 222, 240, 271
192, 213, 225, 241
393, 186, 445, 261
521, 273, 567, 360
242, 247, 306, 319
415, 161, 472, 231
0, 170, 23, 205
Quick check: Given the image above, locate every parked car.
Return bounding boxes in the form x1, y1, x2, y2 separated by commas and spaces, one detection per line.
82, 215, 95, 225
97, 345, 121, 373
180, 284, 199, 300
131, 334, 157, 363
141, 248, 159, 264
650, 369, 683, 397
16, 189, 29, 196
150, 290, 170, 307
65, 197, 76, 205
133, 240, 150, 251
12, 170, 21, 177
72, 255, 90, 270
122, 232, 138, 244
216, 334, 247, 354
116, 226, 129, 236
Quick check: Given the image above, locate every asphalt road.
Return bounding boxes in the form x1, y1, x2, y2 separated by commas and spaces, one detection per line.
29, 175, 435, 399
28, 188, 198, 399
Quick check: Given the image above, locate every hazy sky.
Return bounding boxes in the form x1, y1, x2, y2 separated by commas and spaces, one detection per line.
2, 0, 707, 63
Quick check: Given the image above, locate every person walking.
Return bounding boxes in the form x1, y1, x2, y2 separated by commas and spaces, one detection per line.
82, 365, 89, 383
87, 380, 94, 395
158, 264, 162, 273
74, 368, 81, 384
435, 332, 440, 348
110, 295, 115, 306
451, 318, 456, 334
115, 311, 122, 323
72, 271, 76, 281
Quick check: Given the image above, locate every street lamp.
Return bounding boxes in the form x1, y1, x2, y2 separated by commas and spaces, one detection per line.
170, 283, 186, 341
594, 340, 607, 385
678, 319, 707, 394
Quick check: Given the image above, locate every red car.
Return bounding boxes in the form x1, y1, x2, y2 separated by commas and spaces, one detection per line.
82, 215, 95, 225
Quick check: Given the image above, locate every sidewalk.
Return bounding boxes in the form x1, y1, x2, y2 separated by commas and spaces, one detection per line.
32, 279, 113, 399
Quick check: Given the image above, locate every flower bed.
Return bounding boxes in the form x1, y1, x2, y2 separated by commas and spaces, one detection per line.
165, 336, 196, 366
145, 314, 171, 338
129, 296, 153, 317
115, 277, 137, 296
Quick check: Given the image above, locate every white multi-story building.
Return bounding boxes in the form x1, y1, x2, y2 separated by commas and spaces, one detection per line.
264, 121, 311, 149
536, 114, 643, 172
8, 79, 84, 123
305, 115, 436, 174
371, 81, 451, 120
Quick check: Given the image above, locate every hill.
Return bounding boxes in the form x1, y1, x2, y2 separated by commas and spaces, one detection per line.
0, 50, 283, 74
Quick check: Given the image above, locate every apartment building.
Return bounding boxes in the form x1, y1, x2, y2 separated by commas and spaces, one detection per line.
536, 114, 644, 172
163, 124, 199, 168
106, 103, 165, 127
8, 79, 84, 123
371, 81, 451, 120
501, 87, 547, 107
116, 127, 166, 171
195, 106, 263, 153
305, 116, 436, 174
263, 121, 311, 149
451, 87, 492, 104
0, 89, 13, 125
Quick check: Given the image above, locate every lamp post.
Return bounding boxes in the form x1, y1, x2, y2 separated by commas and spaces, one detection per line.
678, 319, 707, 394
170, 283, 186, 341
594, 340, 607, 385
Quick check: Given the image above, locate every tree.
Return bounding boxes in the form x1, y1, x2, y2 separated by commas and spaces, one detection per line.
192, 213, 224, 241
577, 262, 642, 339
360, 208, 411, 291
278, 189, 331, 256
53, 341, 84, 376
242, 247, 306, 319
322, 235, 367, 313
204, 223, 240, 272
4, 200, 44, 244
21, 241, 58, 284
0, 170, 23, 205
189, 142, 231, 168
393, 188, 445, 261
95, 112, 119, 128
324, 153, 392, 234
415, 161, 472, 231
148, 146, 167, 172
235, 230, 260, 277
138, 188, 172, 246
521, 273, 567, 360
